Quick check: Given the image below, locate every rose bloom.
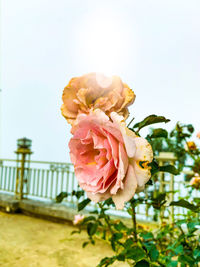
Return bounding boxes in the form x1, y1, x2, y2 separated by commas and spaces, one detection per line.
190, 175, 200, 189
73, 214, 85, 225
61, 72, 135, 125
186, 141, 197, 151
69, 109, 153, 209
197, 132, 200, 139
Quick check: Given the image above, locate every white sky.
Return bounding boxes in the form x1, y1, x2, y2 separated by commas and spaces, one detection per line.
1, 0, 200, 162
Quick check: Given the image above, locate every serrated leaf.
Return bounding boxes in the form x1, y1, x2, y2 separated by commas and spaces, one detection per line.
78, 198, 91, 211
170, 199, 199, 212
133, 115, 170, 132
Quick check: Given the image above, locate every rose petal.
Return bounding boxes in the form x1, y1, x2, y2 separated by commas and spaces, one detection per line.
86, 190, 111, 203
112, 164, 137, 209
110, 143, 128, 194
110, 112, 137, 157
134, 137, 153, 162
133, 161, 151, 189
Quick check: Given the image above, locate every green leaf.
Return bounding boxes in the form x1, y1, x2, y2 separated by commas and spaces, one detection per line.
104, 198, 115, 206
150, 128, 168, 138
148, 161, 179, 177
166, 261, 178, 267
174, 245, 183, 255
149, 246, 159, 261
149, 159, 159, 176
170, 199, 199, 212
71, 230, 81, 235
78, 198, 91, 211
56, 192, 68, 203
90, 209, 99, 214
82, 241, 89, 248
187, 124, 194, 133
72, 190, 84, 199
159, 165, 179, 175
135, 260, 150, 267
151, 193, 166, 209
113, 232, 123, 241
87, 222, 98, 236
83, 216, 96, 223
133, 115, 170, 132
140, 232, 154, 240
97, 256, 116, 267
116, 254, 125, 261
178, 255, 195, 265
126, 246, 145, 261
124, 238, 134, 249
194, 248, 200, 259
113, 221, 127, 231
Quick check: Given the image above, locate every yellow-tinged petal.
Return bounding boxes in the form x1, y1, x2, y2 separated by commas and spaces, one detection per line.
112, 164, 137, 209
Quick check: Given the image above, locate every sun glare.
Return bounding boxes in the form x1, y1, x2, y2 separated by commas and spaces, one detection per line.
76, 10, 133, 76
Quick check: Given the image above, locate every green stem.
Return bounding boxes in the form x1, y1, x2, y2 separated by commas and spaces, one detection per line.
131, 203, 137, 242
127, 117, 135, 128
98, 203, 113, 234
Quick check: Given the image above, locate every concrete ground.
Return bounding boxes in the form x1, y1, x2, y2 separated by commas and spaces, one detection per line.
0, 211, 129, 267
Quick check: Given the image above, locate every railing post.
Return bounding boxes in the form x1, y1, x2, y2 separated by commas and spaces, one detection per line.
15, 138, 32, 200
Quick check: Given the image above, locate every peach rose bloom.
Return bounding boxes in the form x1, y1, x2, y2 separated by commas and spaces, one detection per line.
190, 174, 200, 189
186, 141, 197, 151
69, 109, 153, 209
61, 73, 135, 125
73, 214, 85, 225
197, 132, 200, 139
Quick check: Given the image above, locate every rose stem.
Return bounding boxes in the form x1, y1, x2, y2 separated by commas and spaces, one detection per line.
131, 202, 138, 242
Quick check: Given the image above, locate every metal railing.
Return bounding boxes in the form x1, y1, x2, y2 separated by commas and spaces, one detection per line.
0, 155, 199, 222
0, 159, 77, 203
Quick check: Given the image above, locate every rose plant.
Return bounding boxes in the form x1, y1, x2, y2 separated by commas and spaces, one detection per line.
58, 73, 200, 266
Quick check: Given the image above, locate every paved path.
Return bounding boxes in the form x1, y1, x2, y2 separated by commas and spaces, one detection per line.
0, 212, 128, 267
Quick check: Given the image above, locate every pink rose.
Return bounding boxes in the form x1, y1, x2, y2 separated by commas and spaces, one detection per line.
61, 73, 135, 125
73, 214, 85, 225
69, 109, 153, 209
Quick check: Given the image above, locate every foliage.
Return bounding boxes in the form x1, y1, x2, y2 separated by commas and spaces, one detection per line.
57, 117, 200, 266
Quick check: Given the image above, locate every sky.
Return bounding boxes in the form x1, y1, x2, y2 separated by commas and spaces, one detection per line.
1, 0, 200, 162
